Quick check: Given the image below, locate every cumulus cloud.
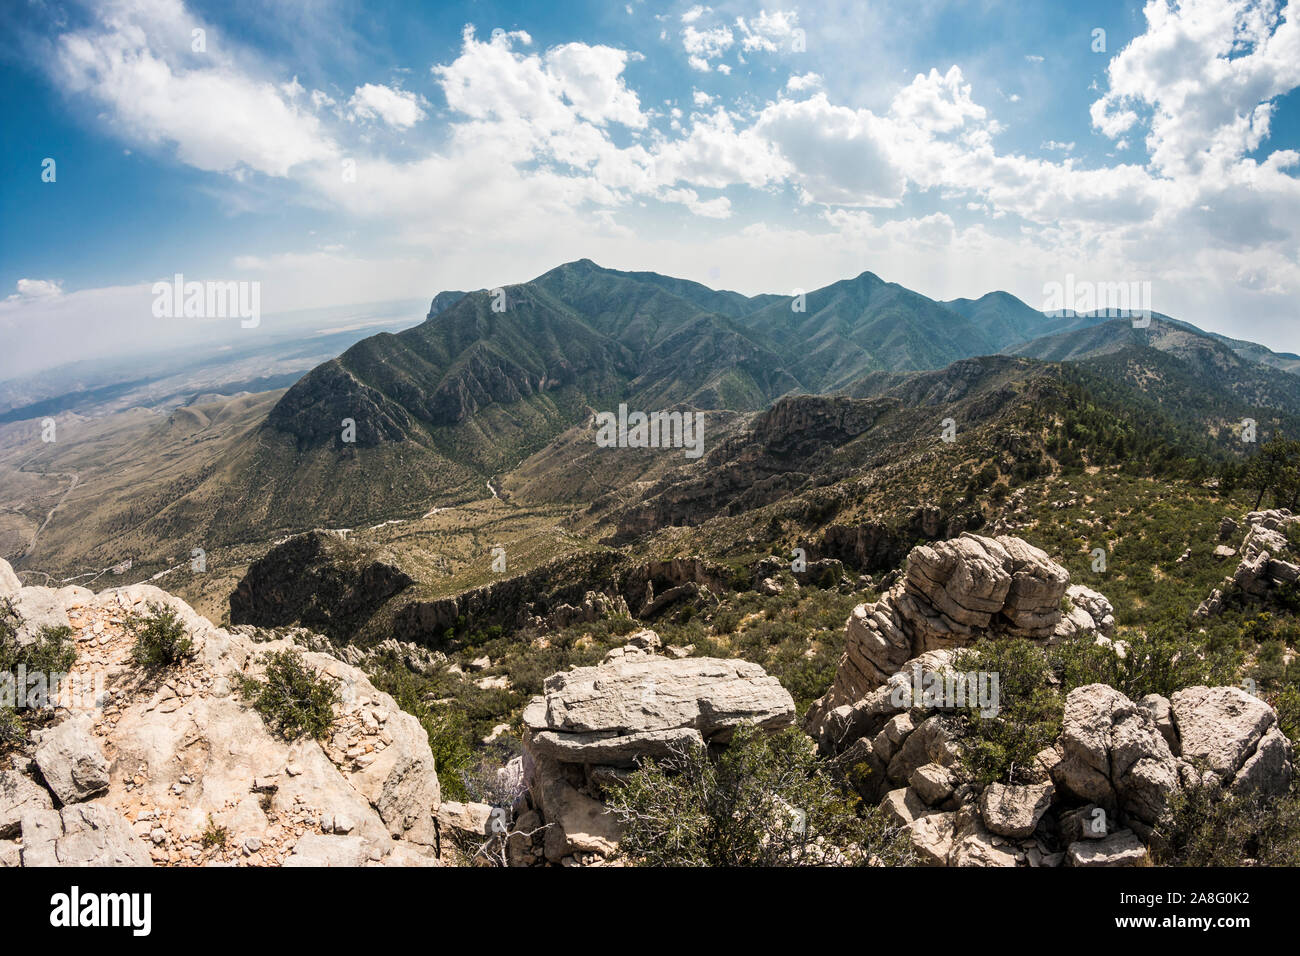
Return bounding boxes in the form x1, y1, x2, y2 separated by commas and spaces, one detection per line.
545, 43, 647, 127
736, 10, 800, 52
889, 66, 987, 135
682, 23, 733, 70
1090, 0, 1300, 177
347, 83, 427, 128
660, 187, 732, 218
786, 72, 822, 92
52, 0, 336, 177
753, 94, 906, 206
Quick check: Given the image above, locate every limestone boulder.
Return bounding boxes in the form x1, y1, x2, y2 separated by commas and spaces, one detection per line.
1053, 684, 1181, 826
978, 782, 1054, 839
1171, 685, 1292, 794
33, 714, 109, 804
808, 534, 1076, 746
0, 558, 20, 602
523, 654, 794, 764
906, 810, 955, 866
11, 585, 73, 646
0, 770, 52, 838
283, 833, 366, 867
1066, 829, 1148, 867
532, 760, 621, 864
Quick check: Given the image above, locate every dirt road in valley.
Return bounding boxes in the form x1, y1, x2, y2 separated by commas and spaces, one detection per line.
21, 469, 79, 557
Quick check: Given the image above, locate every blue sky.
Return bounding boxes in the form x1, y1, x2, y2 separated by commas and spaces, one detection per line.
2, 0, 1299, 377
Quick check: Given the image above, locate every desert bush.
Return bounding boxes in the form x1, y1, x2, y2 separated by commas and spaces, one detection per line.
0, 600, 78, 748
954, 638, 1062, 788
201, 815, 228, 849
423, 709, 477, 801
1271, 685, 1300, 744
367, 657, 476, 799
127, 603, 194, 669
23, 625, 77, 676
0, 707, 24, 750
1151, 779, 1300, 866
606, 723, 913, 866
712, 608, 740, 634
236, 650, 337, 740
1051, 621, 1238, 700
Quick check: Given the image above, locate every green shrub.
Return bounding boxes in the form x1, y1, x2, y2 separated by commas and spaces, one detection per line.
1051, 620, 1238, 700
1151, 780, 1300, 866
1272, 685, 1300, 744
606, 723, 913, 866
954, 638, 1062, 788
367, 657, 475, 799
1, 601, 78, 748
24, 625, 77, 676
0, 707, 24, 750
127, 604, 194, 670
712, 608, 740, 634
236, 650, 338, 740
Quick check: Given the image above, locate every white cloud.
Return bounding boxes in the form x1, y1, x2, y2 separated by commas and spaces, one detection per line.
53, 0, 336, 177
1091, 0, 1300, 177
11, 279, 64, 300
736, 10, 799, 52
682, 23, 733, 69
786, 72, 822, 92
889, 66, 987, 135
348, 83, 427, 128
652, 106, 791, 190
545, 43, 647, 127
753, 94, 906, 206
660, 187, 732, 218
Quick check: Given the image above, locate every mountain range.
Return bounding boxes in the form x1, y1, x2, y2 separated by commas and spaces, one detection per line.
6, 258, 1299, 594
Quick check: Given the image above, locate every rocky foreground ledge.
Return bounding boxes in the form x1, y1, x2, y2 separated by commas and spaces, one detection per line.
1, 559, 441, 867
2, 521, 1295, 868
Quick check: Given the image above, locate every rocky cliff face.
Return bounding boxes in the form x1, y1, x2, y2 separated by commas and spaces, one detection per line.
1, 559, 442, 867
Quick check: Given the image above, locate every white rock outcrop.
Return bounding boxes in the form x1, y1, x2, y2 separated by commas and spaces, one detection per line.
0, 559, 442, 867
